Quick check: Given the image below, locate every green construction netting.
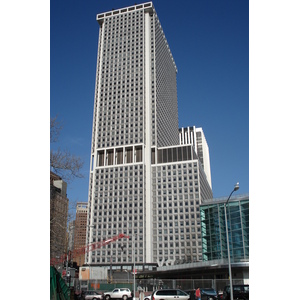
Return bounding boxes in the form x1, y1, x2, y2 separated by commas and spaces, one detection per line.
50, 266, 70, 300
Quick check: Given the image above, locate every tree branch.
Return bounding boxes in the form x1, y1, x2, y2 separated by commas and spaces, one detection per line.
50, 148, 84, 182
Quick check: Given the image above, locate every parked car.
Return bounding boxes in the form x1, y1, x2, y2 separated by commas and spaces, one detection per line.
151, 289, 190, 300
84, 291, 104, 300
104, 288, 132, 300
79, 291, 89, 300
223, 285, 249, 300
200, 288, 218, 300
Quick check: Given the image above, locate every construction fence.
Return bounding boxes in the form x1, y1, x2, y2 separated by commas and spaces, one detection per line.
71, 278, 247, 295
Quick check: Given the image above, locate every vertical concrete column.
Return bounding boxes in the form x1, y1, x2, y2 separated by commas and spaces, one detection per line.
88, 21, 105, 264
144, 10, 152, 263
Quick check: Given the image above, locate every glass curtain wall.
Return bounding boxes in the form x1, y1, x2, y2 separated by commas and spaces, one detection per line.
200, 197, 249, 262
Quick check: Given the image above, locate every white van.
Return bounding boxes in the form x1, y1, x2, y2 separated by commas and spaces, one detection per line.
151, 289, 190, 300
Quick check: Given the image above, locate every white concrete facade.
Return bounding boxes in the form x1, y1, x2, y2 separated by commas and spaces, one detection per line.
86, 2, 213, 268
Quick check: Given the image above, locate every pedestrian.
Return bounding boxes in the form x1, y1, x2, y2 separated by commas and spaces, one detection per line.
195, 287, 201, 300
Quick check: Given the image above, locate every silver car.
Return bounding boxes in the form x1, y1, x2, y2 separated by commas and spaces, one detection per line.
152, 289, 190, 300
84, 290, 104, 300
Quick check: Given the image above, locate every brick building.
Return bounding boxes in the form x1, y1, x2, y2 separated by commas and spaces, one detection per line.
74, 202, 88, 266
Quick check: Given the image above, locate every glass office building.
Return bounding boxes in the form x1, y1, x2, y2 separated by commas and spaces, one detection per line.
200, 194, 249, 262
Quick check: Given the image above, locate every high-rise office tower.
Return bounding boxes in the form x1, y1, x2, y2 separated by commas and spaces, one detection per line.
179, 127, 212, 188
86, 2, 213, 270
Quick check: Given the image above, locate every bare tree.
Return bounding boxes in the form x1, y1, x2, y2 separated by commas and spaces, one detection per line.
50, 116, 63, 143
50, 116, 84, 265
50, 116, 84, 182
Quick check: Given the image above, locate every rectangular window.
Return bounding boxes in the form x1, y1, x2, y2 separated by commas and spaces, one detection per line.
157, 149, 162, 163
178, 147, 182, 161
173, 148, 177, 162
187, 146, 192, 160
98, 150, 105, 166
116, 148, 123, 164
107, 149, 114, 165
125, 147, 133, 163
135, 146, 142, 162
163, 149, 168, 163
168, 148, 173, 163
182, 147, 187, 161
151, 148, 155, 164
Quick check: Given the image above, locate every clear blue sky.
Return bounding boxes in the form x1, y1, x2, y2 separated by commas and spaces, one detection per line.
50, 0, 249, 210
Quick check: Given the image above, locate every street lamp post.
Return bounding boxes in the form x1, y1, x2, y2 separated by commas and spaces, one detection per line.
124, 269, 129, 283
122, 241, 134, 293
110, 246, 112, 283
133, 234, 136, 300
88, 225, 94, 265
224, 182, 239, 300
66, 251, 69, 287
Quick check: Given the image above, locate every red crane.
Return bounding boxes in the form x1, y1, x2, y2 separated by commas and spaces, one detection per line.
50, 233, 129, 266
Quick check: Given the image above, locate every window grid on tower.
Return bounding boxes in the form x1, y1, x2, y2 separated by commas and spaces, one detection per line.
152, 160, 202, 264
